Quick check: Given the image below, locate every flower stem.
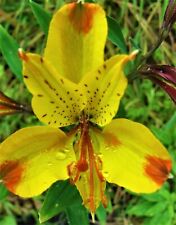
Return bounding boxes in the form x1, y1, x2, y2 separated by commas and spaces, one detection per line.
128, 29, 169, 82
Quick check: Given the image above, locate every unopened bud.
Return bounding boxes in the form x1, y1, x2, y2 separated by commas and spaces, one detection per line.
139, 65, 176, 104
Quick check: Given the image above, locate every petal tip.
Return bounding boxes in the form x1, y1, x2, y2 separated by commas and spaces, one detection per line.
68, 2, 101, 34
129, 49, 139, 60
123, 50, 139, 65
18, 48, 28, 62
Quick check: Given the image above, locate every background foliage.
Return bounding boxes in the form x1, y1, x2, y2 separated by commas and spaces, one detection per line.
0, 0, 175, 224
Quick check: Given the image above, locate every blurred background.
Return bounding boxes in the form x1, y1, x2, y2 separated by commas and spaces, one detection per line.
0, 0, 176, 224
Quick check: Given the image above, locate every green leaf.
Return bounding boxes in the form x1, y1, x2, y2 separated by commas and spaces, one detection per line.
0, 184, 8, 201
39, 180, 83, 223
107, 16, 127, 53
152, 112, 176, 145
96, 204, 107, 225
29, 0, 52, 35
143, 206, 174, 225
0, 25, 22, 81
163, 111, 176, 133
0, 216, 17, 225
115, 102, 126, 118
142, 185, 170, 202
127, 200, 167, 217
127, 200, 154, 217
66, 205, 89, 225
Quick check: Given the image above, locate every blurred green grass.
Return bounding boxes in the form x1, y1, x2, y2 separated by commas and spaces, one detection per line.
0, 0, 175, 224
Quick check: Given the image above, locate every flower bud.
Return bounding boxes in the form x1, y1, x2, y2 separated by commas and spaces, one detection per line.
0, 91, 32, 115
139, 65, 176, 103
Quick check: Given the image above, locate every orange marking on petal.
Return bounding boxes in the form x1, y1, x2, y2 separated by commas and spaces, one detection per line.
104, 132, 121, 147
145, 156, 172, 186
0, 161, 25, 192
69, 3, 98, 34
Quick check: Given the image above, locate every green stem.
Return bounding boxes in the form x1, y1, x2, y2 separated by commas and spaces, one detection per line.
128, 29, 168, 82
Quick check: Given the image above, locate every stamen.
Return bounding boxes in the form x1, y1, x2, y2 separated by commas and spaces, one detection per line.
77, 132, 88, 172
87, 134, 95, 212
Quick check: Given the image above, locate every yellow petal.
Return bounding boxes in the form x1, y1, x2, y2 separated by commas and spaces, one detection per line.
22, 53, 87, 127
80, 53, 136, 126
44, 2, 107, 83
90, 119, 171, 193
0, 126, 76, 197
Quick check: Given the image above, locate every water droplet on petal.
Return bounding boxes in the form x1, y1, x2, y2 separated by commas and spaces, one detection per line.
112, 148, 118, 153
47, 162, 53, 166
103, 171, 109, 178
56, 151, 66, 160
64, 148, 70, 153
97, 153, 103, 158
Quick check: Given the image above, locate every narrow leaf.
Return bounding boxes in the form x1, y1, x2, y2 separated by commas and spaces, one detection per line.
164, 111, 176, 132
107, 16, 127, 53
29, 0, 52, 35
0, 25, 22, 81
0, 184, 8, 201
39, 180, 83, 223
96, 204, 107, 225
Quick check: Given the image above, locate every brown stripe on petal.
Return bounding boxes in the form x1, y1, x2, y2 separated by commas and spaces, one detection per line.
69, 3, 98, 34
60, 78, 64, 84
103, 64, 107, 69
0, 160, 25, 193
40, 57, 44, 63
145, 156, 172, 186
44, 79, 54, 90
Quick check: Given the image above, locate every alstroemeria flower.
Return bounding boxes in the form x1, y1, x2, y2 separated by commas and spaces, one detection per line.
0, 2, 172, 213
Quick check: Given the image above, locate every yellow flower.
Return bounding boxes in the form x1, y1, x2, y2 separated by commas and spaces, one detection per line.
0, 2, 172, 213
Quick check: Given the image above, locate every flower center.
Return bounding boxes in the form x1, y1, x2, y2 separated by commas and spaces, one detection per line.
67, 115, 107, 212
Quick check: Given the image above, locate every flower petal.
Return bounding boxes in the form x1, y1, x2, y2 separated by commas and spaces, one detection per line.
22, 53, 87, 127
90, 119, 171, 193
44, 3, 107, 83
80, 52, 137, 126
0, 126, 75, 197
